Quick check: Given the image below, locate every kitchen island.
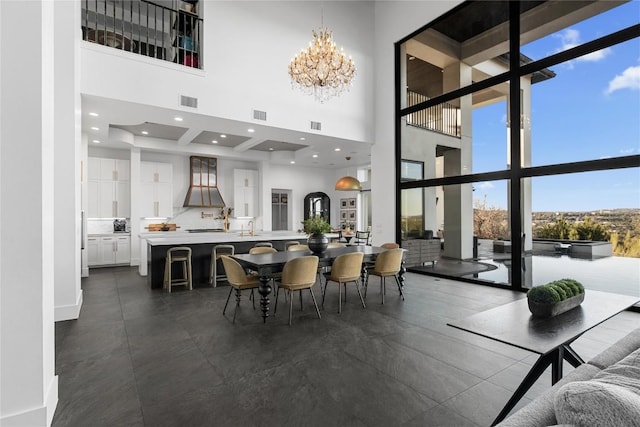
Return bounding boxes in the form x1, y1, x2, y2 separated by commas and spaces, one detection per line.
139, 231, 307, 289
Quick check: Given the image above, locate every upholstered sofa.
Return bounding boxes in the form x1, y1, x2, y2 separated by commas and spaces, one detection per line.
497, 327, 640, 426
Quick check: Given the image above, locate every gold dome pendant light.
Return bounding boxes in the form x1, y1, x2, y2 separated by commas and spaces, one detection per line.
288, 10, 356, 103
335, 157, 361, 191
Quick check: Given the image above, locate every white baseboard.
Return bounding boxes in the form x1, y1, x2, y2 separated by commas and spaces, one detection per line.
81, 266, 89, 277
129, 257, 140, 266
54, 290, 83, 322
0, 375, 58, 427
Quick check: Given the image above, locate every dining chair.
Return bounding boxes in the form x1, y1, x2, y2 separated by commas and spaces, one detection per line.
284, 241, 301, 251
322, 252, 366, 313
274, 256, 321, 325
220, 255, 259, 323
209, 244, 234, 287
253, 242, 273, 248
327, 242, 346, 248
380, 242, 399, 249
365, 248, 404, 304
249, 246, 277, 255
287, 244, 309, 252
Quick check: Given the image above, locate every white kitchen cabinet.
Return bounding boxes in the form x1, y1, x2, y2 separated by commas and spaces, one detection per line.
87, 157, 130, 218
140, 161, 173, 218
89, 235, 130, 266
233, 169, 258, 217
115, 235, 131, 264
87, 236, 100, 266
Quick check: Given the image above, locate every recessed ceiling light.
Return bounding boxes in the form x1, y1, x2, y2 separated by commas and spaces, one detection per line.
89, 112, 99, 117
220, 134, 227, 138
312, 154, 318, 158
269, 148, 274, 151
174, 117, 183, 122
248, 128, 255, 133
212, 140, 218, 144
141, 131, 149, 135
334, 148, 341, 152
300, 137, 306, 141
90, 126, 99, 131
92, 139, 100, 143
290, 161, 295, 164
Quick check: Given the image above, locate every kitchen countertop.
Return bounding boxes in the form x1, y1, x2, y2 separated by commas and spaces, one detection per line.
88, 232, 131, 237
139, 230, 307, 246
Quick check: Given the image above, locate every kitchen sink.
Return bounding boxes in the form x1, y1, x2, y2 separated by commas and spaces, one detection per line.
186, 228, 225, 233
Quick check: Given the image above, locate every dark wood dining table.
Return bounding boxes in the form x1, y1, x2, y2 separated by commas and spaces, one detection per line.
232, 245, 397, 323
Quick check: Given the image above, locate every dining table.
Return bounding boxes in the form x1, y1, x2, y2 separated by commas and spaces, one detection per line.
232, 245, 402, 322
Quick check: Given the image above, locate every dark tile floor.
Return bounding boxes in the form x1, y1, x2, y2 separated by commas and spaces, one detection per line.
52, 266, 639, 426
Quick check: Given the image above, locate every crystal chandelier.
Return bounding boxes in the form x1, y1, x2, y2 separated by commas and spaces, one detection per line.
288, 26, 356, 103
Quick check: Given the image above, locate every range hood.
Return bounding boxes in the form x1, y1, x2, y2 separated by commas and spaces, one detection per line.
183, 156, 226, 207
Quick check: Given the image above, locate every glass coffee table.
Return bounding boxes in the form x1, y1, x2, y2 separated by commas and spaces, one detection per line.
448, 289, 640, 426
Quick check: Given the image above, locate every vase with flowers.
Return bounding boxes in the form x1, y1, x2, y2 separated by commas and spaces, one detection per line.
302, 215, 332, 254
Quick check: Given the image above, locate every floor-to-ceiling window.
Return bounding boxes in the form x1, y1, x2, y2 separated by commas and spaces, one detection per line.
396, 1, 639, 293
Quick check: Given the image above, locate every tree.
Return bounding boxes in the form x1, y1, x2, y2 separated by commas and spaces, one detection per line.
473, 196, 508, 239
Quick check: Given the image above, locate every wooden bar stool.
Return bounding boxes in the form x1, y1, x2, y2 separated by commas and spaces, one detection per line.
164, 247, 193, 293
209, 244, 235, 287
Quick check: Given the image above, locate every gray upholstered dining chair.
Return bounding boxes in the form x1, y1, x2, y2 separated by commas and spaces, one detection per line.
274, 256, 321, 325
322, 252, 366, 313
365, 248, 404, 304
220, 255, 260, 323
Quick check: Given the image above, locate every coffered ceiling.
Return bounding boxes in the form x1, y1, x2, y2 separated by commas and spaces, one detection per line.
83, 94, 372, 169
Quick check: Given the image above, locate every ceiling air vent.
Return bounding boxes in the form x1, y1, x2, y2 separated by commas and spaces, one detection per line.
253, 110, 267, 121
310, 121, 322, 131
180, 95, 198, 108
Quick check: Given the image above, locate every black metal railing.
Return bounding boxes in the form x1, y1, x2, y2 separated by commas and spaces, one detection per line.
81, 0, 202, 69
406, 91, 461, 138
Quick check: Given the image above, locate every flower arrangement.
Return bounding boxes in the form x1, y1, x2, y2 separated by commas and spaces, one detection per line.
302, 215, 331, 236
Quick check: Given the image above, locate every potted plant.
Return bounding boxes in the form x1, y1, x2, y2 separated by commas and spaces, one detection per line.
527, 278, 585, 317
302, 215, 332, 253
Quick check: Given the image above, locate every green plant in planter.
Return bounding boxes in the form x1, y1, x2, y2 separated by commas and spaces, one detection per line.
527, 279, 585, 317
302, 216, 332, 236
527, 286, 562, 304
527, 279, 585, 304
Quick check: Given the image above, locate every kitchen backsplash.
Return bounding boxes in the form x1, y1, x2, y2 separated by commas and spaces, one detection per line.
88, 209, 262, 234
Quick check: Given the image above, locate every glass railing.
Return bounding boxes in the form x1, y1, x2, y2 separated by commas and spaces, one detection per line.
81, 0, 202, 69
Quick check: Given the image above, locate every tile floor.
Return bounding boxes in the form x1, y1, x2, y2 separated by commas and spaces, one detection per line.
52, 266, 640, 426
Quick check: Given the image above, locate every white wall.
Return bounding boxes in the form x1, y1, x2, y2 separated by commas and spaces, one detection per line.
371, 1, 462, 245
1, 1, 58, 425
81, 1, 375, 144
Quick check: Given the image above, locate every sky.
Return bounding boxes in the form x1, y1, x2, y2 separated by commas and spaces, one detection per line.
471, 1, 640, 212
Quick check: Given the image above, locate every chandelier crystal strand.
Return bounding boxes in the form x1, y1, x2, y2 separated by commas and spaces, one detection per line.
288, 28, 356, 103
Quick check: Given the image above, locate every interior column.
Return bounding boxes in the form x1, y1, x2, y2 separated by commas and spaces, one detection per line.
0, 1, 58, 425
53, 0, 83, 321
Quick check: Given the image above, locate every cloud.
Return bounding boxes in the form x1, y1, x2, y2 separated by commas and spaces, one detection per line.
554, 29, 611, 67
620, 148, 637, 155
476, 182, 495, 191
605, 65, 640, 95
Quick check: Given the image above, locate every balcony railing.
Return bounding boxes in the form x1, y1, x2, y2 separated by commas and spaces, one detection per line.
81, 0, 202, 69
406, 91, 461, 138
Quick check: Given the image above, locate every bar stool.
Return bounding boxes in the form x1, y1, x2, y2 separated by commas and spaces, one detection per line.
209, 244, 235, 287
164, 247, 193, 293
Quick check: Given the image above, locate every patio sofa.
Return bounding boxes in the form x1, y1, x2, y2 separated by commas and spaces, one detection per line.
497, 327, 640, 426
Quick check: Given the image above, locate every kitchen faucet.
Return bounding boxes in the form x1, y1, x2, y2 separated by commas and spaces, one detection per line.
248, 220, 254, 237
